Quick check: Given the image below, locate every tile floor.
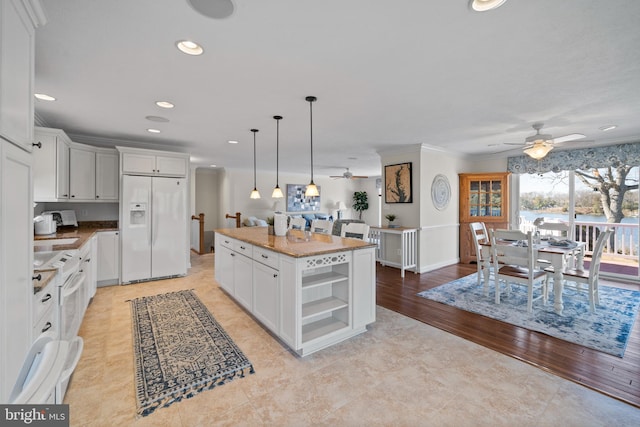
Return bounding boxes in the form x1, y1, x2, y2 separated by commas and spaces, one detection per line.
65, 253, 640, 426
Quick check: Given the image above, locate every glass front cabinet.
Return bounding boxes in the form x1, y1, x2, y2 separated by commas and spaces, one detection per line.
459, 172, 510, 264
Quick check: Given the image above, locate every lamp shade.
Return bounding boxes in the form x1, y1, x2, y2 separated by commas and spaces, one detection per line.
336, 201, 347, 210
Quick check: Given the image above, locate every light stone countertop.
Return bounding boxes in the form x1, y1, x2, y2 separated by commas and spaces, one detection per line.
215, 227, 376, 258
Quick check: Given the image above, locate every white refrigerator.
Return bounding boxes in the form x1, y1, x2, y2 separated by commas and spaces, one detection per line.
121, 175, 187, 283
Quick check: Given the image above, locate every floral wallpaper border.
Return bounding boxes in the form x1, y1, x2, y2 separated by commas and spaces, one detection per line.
507, 142, 640, 174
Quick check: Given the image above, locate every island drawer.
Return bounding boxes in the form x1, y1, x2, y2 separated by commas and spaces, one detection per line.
253, 247, 279, 269
233, 240, 253, 257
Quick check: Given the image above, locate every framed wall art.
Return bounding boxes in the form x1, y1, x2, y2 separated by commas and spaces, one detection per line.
286, 184, 321, 212
385, 162, 413, 203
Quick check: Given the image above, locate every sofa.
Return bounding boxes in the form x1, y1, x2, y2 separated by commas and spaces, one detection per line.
290, 213, 332, 230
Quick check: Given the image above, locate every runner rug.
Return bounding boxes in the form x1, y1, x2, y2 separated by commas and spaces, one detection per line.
417, 274, 640, 357
129, 290, 254, 416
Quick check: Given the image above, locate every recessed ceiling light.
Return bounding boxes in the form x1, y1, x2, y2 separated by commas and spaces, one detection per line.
176, 40, 204, 56
34, 93, 56, 101
470, 0, 507, 12
155, 101, 174, 109
147, 128, 161, 133
599, 125, 617, 132
228, 140, 238, 144
210, 164, 217, 168
145, 115, 170, 122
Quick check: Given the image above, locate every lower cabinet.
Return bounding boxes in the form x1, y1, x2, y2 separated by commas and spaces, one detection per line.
96, 231, 119, 286
252, 261, 280, 333
214, 243, 235, 295
233, 253, 253, 311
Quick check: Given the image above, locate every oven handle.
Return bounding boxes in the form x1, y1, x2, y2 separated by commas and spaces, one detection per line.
61, 270, 86, 300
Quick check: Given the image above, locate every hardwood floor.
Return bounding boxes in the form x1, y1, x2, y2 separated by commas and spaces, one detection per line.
375, 262, 640, 409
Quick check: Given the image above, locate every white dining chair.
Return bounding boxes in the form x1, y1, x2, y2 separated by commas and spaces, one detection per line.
469, 222, 492, 295
340, 222, 370, 241
310, 219, 333, 234
546, 229, 613, 313
490, 229, 548, 313
288, 217, 307, 230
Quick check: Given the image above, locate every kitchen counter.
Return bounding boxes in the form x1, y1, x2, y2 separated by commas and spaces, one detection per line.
214, 227, 375, 258
34, 222, 118, 253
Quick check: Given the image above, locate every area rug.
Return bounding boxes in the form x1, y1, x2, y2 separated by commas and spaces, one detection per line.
129, 290, 254, 416
417, 274, 640, 357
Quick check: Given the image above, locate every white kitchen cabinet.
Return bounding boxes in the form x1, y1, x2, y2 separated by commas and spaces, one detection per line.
0, 0, 45, 151
69, 144, 96, 200
253, 257, 280, 333
95, 150, 119, 200
97, 231, 119, 286
233, 251, 253, 311
0, 138, 33, 402
215, 244, 235, 294
118, 146, 188, 177
78, 237, 96, 310
33, 127, 71, 201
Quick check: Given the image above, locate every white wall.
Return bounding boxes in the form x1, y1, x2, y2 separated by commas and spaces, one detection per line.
214, 167, 379, 228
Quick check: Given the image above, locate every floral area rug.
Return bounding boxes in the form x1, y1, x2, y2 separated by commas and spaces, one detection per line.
417, 274, 640, 357
129, 290, 254, 416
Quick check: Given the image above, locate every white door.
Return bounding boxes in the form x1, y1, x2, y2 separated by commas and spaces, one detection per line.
121, 175, 151, 282
151, 177, 187, 278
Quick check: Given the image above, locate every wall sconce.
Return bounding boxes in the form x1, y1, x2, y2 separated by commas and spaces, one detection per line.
304, 96, 319, 197
250, 129, 260, 199
272, 115, 284, 198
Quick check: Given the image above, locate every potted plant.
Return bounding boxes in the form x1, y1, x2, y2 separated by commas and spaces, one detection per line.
352, 191, 369, 220
385, 214, 397, 227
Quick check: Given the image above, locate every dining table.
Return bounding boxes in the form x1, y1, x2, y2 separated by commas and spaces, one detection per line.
481, 239, 585, 315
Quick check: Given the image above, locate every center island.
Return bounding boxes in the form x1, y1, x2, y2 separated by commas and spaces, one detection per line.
214, 227, 377, 356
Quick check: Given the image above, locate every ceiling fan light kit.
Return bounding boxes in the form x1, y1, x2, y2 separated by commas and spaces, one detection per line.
470, 0, 507, 12
523, 141, 554, 160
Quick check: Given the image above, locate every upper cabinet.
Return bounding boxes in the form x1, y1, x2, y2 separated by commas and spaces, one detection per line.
95, 150, 118, 200
118, 146, 188, 177
33, 127, 119, 202
33, 127, 71, 201
69, 143, 96, 200
459, 172, 510, 263
0, 0, 46, 152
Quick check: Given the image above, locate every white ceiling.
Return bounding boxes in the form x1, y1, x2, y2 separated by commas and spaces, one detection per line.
34, 0, 640, 178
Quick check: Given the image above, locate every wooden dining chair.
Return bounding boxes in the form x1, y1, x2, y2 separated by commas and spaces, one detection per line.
545, 229, 613, 313
469, 222, 491, 294
490, 229, 548, 313
288, 217, 307, 230
340, 222, 370, 241
310, 219, 333, 234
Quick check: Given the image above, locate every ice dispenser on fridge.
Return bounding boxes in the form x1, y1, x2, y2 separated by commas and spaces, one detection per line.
130, 203, 147, 225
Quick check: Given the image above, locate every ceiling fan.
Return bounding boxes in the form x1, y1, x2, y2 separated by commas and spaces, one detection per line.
505, 122, 587, 160
330, 168, 369, 180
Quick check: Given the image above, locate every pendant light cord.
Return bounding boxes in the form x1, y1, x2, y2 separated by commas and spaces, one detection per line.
276, 117, 280, 186
308, 97, 315, 183
251, 129, 258, 189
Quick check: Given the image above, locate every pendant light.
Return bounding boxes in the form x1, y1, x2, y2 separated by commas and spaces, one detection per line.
250, 129, 260, 199
305, 96, 319, 197
272, 115, 284, 198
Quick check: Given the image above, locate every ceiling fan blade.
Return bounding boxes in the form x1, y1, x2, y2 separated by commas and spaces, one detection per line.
504, 142, 526, 146
329, 175, 343, 179
553, 133, 585, 144
352, 175, 369, 179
